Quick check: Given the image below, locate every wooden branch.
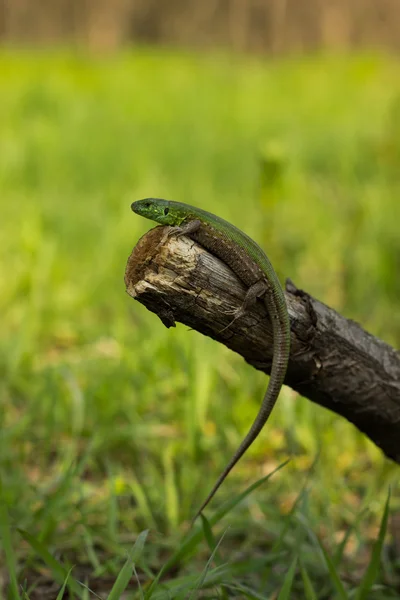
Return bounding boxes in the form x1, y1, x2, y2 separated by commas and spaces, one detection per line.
125, 226, 400, 464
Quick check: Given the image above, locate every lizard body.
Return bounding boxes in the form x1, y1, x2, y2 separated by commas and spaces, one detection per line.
131, 198, 290, 519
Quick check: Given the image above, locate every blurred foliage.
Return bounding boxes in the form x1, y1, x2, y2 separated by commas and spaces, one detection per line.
0, 50, 399, 597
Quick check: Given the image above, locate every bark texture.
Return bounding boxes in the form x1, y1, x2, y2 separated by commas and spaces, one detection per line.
125, 226, 400, 464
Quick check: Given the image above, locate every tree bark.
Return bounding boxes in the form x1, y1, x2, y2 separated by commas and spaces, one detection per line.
125, 226, 400, 464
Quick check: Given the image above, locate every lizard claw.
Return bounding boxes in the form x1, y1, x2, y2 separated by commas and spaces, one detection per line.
159, 226, 183, 246
217, 307, 246, 335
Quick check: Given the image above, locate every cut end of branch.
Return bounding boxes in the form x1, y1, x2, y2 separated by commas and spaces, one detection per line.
124, 226, 165, 291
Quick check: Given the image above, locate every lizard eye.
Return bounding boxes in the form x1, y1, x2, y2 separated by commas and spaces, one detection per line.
164, 207, 169, 215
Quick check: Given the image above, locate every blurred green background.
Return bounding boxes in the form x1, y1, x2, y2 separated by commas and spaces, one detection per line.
1, 47, 400, 598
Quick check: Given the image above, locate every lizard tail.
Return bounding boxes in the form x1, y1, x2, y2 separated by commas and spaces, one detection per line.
192, 288, 290, 523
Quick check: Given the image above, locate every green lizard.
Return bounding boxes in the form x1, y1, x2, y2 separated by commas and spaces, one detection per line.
131, 198, 290, 520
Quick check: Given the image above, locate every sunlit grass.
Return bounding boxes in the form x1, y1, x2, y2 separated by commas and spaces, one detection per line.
0, 49, 399, 597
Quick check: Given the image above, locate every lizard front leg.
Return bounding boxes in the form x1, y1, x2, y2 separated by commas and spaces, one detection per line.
160, 219, 202, 245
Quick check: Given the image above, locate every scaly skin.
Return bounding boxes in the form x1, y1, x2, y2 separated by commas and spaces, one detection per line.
131, 198, 290, 520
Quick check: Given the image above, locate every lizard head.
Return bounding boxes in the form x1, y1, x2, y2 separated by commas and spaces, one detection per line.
131, 198, 185, 226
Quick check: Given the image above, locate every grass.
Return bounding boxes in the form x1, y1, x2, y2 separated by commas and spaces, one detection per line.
0, 47, 399, 598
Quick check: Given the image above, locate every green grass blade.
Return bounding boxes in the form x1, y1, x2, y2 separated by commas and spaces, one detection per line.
149, 555, 287, 599
81, 585, 90, 600
55, 568, 73, 600
277, 556, 297, 600
300, 562, 318, 600
199, 513, 222, 563
107, 530, 149, 600
78, 581, 102, 600
33, 456, 90, 542
144, 460, 289, 598
317, 540, 349, 600
17, 529, 82, 597
355, 489, 391, 600
129, 529, 150, 564
0, 492, 20, 600
209, 459, 290, 526
163, 443, 179, 529
150, 564, 231, 599
296, 511, 350, 600
224, 582, 271, 600
106, 557, 135, 600
333, 507, 368, 566
133, 565, 145, 600
188, 528, 228, 598
129, 477, 158, 531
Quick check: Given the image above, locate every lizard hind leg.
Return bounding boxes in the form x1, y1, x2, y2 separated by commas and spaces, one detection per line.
217, 279, 268, 335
